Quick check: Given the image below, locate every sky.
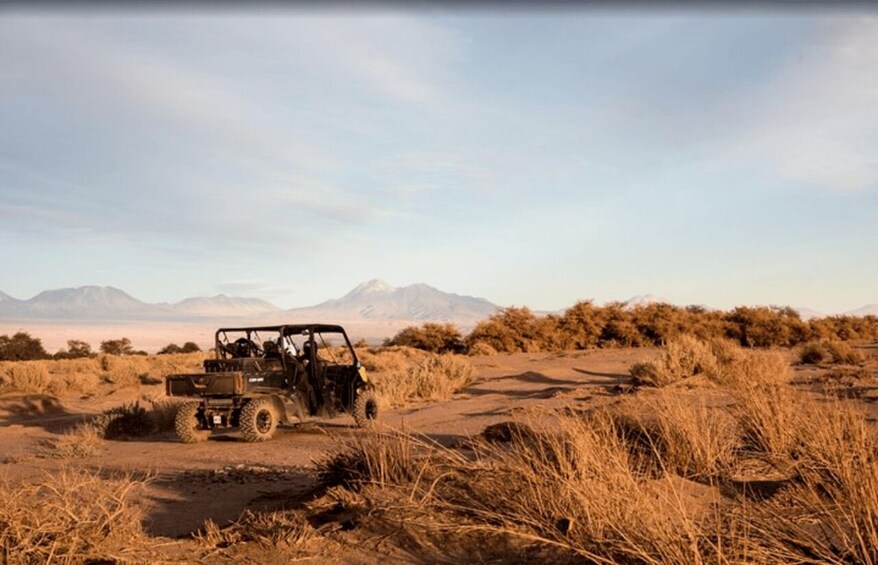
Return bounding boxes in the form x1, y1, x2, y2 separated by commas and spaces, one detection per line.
1, 6, 876, 314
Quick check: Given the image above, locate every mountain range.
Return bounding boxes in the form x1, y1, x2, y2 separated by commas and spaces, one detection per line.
0, 280, 498, 325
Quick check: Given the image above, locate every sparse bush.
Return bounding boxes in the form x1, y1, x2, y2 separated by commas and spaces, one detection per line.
623, 392, 739, 479
0, 362, 53, 393
158, 342, 183, 355
466, 307, 548, 353
100, 337, 134, 356
357, 346, 429, 374
0, 332, 49, 361
628, 335, 719, 387
158, 341, 201, 355
0, 469, 149, 562
100, 354, 149, 386
798, 341, 828, 364
466, 341, 498, 357
798, 340, 866, 365
825, 340, 866, 365
373, 353, 476, 406
386, 323, 465, 353
94, 400, 180, 439
41, 421, 105, 458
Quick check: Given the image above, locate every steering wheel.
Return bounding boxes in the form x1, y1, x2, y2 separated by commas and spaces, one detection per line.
233, 337, 260, 358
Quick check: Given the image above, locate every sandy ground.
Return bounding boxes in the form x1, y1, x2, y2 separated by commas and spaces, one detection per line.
2, 347, 877, 562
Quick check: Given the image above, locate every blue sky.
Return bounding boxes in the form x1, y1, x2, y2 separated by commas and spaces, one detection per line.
1, 8, 876, 313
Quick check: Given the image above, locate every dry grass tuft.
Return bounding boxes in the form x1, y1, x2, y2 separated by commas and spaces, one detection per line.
196, 510, 315, 550
631, 336, 789, 389
618, 392, 739, 480
371, 352, 477, 406
629, 335, 719, 387
798, 340, 867, 365
0, 468, 149, 562
41, 421, 105, 459
0, 362, 53, 394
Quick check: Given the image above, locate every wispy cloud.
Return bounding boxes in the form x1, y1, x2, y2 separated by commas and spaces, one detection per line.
718, 17, 878, 191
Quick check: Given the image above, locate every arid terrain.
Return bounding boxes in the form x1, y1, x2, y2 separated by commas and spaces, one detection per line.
2, 341, 878, 563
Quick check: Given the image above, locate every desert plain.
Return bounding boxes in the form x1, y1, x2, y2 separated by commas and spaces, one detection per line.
2, 335, 878, 564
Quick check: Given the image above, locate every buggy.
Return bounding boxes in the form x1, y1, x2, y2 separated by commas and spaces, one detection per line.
166, 323, 378, 442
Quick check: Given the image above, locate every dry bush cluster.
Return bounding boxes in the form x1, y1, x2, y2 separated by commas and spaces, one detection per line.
360, 347, 476, 406
0, 469, 150, 563
0, 352, 206, 396
628, 335, 789, 389
312, 338, 878, 563
391, 304, 878, 355
798, 339, 867, 365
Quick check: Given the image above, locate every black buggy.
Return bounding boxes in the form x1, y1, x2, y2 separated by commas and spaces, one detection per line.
165, 323, 378, 443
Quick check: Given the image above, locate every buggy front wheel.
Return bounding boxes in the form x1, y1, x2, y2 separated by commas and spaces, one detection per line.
352, 389, 379, 429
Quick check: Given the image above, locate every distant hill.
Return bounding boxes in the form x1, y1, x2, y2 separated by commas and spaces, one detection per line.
286, 279, 499, 324
622, 294, 671, 309
170, 295, 281, 317
845, 304, 878, 317
0, 286, 158, 320
794, 307, 826, 321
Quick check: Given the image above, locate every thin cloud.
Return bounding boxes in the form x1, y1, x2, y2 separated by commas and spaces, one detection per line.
717, 17, 878, 191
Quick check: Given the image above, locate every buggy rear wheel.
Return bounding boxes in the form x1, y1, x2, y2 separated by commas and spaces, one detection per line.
353, 388, 379, 429
239, 397, 278, 442
175, 401, 210, 443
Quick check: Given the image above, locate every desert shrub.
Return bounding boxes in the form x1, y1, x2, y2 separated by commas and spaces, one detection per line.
100, 354, 149, 386
629, 303, 690, 346
41, 421, 105, 458
798, 340, 866, 365
825, 340, 866, 364
373, 354, 476, 406
356, 346, 429, 374
158, 341, 201, 355
0, 362, 53, 393
94, 400, 180, 439
798, 341, 828, 364
712, 349, 789, 389
53, 339, 94, 360
631, 336, 788, 390
466, 341, 498, 356
618, 392, 739, 480
466, 307, 552, 354
0, 332, 49, 361
628, 335, 719, 387
558, 300, 606, 349
100, 337, 134, 356
386, 323, 465, 353
0, 469, 149, 562
599, 304, 646, 347
317, 429, 444, 490
724, 306, 809, 348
